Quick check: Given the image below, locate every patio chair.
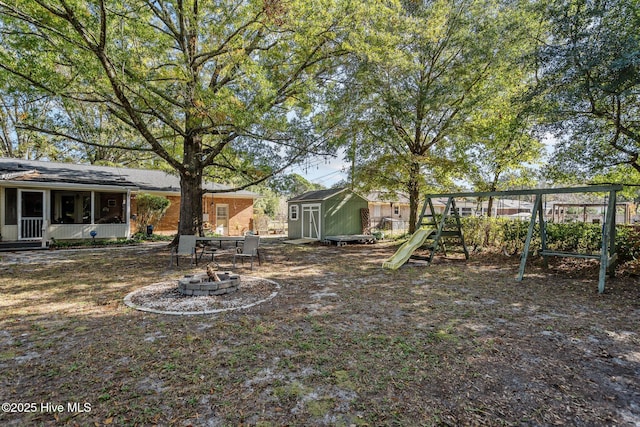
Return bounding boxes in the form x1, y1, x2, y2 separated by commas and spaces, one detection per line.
170, 235, 197, 267
233, 234, 261, 269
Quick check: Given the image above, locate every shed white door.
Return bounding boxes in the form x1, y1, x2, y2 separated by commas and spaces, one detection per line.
302, 204, 321, 240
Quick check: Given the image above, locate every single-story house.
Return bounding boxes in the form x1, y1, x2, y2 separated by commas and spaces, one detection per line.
287, 188, 369, 240
366, 191, 412, 232
368, 192, 536, 231
548, 201, 634, 224
0, 158, 259, 246
446, 197, 533, 217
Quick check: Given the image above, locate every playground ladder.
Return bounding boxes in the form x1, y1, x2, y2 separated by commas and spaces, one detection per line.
414, 196, 469, 263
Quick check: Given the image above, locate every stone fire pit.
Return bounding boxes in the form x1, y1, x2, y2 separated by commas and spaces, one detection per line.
178, 272, 240, 296
124, 274, 280, 315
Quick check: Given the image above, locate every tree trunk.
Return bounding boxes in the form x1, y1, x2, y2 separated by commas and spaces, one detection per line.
484, 179, 499, 245
487, 196, 494, 218
177, 153, 204, 237
487, 174, 500, 218
407, 161, 421, 235
176, 115, 205, 236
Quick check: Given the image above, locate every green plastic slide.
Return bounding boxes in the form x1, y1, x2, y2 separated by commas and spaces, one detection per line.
382, 228, 433, 270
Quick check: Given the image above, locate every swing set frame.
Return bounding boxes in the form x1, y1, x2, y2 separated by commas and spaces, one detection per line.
420, 184, 623, 293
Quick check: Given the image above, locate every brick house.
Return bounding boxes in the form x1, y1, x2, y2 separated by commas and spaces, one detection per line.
0, 158, 259, 246
139, 192, 256, 236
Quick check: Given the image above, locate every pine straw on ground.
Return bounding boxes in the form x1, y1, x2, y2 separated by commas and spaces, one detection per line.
0, 241, 639, 426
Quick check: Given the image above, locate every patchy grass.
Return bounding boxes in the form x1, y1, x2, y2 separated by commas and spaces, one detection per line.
0, 241, 639, 426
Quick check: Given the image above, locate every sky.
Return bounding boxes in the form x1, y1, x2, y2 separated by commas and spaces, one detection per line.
285, 134, 556, 189
285, 153, 350, 188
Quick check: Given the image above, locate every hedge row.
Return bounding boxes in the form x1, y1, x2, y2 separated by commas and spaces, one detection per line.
459, 217, 640, 262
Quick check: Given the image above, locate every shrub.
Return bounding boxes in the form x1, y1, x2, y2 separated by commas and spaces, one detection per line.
545, 222, 601, 253
134, 193, 170, 234
461, 217, 531, 253
616, 226, 640, 262
459, 217, 639, 261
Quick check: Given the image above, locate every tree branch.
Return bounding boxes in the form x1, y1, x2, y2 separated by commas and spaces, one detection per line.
17, 123, 154, 152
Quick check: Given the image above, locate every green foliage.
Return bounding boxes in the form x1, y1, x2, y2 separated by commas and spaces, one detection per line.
0, 93, 66, 160
616, 226, 640, 263
253, 193, 280, 219
0, 0, 359, 235
588, 167, 640, 200
130, 233, 173, 243
535, 0, 640, 179
461, 217, 640, 262
457, 0, 545, 195
134, 193, 170, 234
461, 217, 530, 252
332, 0, 543, 232
543, 223, 597, 253
267, 173, 324, 198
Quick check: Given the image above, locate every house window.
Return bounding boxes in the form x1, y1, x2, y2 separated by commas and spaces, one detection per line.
95, 192, 125, 223
51, 190, 91, 224
458, 207, 472, 217
394, 206, 399, 215
5, 188, 17, 225
289, 204, 299, 220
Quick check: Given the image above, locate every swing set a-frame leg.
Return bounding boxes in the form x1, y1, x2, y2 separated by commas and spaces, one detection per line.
598, 189, 618, 293
517, 195, 543, 282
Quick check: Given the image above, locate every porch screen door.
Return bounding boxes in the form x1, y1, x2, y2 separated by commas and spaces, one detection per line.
302, 204, 320, 240
19, 190, 45, 240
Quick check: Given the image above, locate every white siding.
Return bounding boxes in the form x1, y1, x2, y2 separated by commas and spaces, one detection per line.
2, 225, 18, 241
48, 224, 129, 240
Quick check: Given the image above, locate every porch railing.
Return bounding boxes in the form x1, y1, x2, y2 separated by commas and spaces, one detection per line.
21, 217, 44, 239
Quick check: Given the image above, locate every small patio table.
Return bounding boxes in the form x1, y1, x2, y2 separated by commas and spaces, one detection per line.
196, 236, 245, 248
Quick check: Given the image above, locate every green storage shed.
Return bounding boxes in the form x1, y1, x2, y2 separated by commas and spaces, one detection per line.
287, 188, 369, 240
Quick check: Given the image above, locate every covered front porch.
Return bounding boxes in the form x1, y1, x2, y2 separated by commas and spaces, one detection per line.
1, 185, 135, 247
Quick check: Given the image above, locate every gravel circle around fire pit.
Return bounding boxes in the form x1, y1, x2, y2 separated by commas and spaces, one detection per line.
124, 276, 280, 315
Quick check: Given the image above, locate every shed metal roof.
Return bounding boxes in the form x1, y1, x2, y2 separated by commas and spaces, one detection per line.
288, 187, 349, 202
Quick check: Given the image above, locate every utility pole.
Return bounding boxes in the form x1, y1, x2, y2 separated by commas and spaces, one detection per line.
350, 136, 356, 190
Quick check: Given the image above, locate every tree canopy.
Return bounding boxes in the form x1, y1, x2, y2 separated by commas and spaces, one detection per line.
0, 0, 360, 234
329, 0, 544, 232
1, 0, 638, 234
535, 0, 640, 182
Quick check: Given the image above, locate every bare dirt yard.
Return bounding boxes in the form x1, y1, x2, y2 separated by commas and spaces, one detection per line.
0, 239, 638, 426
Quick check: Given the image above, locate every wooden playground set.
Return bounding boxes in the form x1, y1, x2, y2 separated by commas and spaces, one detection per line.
383, 184, 625, 293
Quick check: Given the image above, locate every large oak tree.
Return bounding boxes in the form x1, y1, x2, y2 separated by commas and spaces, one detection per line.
0, 0, 357, 234
335, 0, 535, 232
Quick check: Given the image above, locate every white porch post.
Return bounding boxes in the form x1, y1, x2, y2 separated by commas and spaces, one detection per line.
41, 219, 49, 248
91, 191, 95, 224
125, 189, 131, 238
